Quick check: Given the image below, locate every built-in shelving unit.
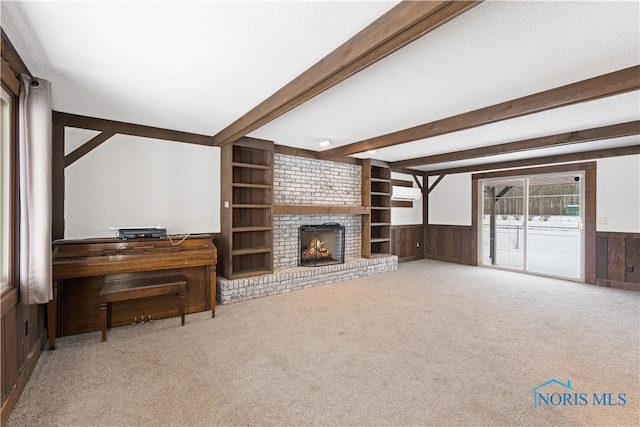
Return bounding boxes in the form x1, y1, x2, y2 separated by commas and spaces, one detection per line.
362, 159, 392, 257
221, 139, 274, 279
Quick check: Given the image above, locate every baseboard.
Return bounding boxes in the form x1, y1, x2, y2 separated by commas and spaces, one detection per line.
596, 279, 640, 292
397, 255, 424, 263
1, 339, 42, 426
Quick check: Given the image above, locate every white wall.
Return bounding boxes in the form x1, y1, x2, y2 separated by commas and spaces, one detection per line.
64, 130, 220, 239
391, 172, 423, 225
596, 154, 640, 233
424, 156, 640, 233
428, 173, 472, 226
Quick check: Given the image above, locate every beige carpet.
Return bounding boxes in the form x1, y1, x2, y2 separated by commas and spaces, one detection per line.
7, 260, 639, 426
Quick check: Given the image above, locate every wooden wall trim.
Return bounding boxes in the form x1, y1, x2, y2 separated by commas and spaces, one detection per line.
212, 1, 479, 147
1, 29, 31, 79
321, 66, 640, 159
391, 224, 423, 230
391, 201, 412, 208
52, 111, 217, 146
584, 167, 597, 284
596, 231, 640, 239
470, 178, 479, 266
0, 62, 19, 95
52, 124, 65, 240
426, 224, 472, 229
64, 131, 115, 167
427, 174, 446, 194
391, 179, 413, 188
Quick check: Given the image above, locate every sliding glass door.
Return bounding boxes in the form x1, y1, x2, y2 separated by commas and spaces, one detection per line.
480, 172, 584, 280
526, 174, 583, 279
481, 179, 525, 270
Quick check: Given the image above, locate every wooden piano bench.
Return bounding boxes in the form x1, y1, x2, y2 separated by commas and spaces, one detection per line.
99, 274, 187, 342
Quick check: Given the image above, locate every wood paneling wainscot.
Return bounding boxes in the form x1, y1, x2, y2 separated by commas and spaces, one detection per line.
390, 225, 425, 263
596, 232, 640, 292
425, 225, 473, 265
1, 289, 46, 426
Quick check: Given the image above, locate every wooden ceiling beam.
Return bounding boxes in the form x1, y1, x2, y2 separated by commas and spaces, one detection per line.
391, 120, 640, 168
320, 65, 640, 159
422, 145, 640, 176
211, 0, 480, 147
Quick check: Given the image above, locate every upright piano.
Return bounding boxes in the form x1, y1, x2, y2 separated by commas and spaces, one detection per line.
50, 234, 217, 349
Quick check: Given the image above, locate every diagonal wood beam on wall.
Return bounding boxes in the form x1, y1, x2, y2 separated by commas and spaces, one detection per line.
391, 120, 640, 168
320, 65, 640, 159
53, 111, 217, 146
427, 174, 446, 194
412, 174, 423, 192
211, 0, 480, 147
64, 131, 115, 167
423, 145, 640, 176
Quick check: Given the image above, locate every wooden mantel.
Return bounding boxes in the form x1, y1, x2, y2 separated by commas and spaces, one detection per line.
273, 205, 370, 215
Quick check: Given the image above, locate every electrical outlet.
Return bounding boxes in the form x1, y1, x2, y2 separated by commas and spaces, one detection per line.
597, 217, 608, 224
626, 265, 634, 273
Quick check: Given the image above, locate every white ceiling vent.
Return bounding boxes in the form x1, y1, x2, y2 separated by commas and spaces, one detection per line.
391, 186, 422, 202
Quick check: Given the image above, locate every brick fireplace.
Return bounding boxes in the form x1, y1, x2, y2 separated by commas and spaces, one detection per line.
299, 223, 345, 267
274, 215, 360, 270
217, 153, 397, 304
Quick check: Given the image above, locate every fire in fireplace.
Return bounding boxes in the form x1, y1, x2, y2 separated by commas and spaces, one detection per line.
299, 223, 345, 267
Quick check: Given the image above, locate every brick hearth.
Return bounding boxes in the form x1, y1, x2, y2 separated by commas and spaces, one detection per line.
217, 256, 397, 304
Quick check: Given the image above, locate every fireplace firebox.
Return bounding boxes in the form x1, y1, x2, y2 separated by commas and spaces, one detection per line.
299, 223, 345, 267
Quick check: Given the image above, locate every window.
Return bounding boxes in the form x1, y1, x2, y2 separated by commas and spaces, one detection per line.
1, 87, 12, 292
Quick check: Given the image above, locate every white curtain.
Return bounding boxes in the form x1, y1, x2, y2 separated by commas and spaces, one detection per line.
19, 74, 52, 304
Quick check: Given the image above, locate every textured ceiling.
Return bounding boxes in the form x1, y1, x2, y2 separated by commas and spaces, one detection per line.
1, 0, 639, 168
250, 0, 640, 161
1, 1, 397, 135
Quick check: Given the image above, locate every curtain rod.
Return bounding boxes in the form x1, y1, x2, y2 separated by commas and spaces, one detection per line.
1, 27, 40, 87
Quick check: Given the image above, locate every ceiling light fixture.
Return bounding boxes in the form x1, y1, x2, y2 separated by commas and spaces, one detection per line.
367, 150, 376, 154
319, 139, 331, 147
